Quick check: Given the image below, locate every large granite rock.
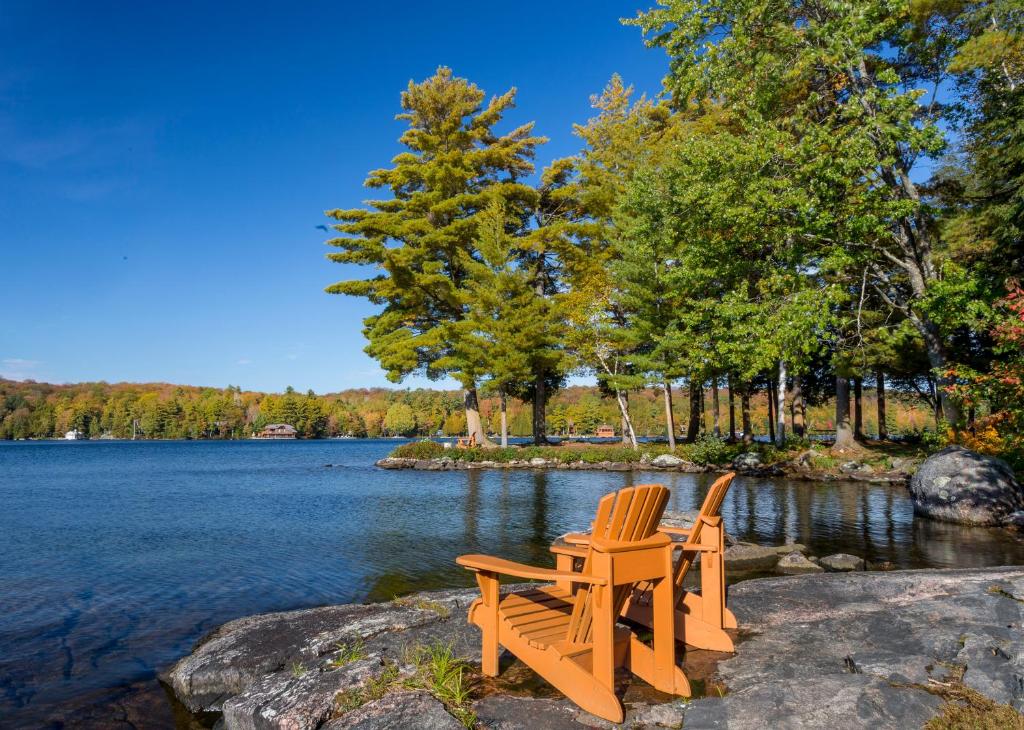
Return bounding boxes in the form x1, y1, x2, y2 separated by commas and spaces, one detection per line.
160, 588, 484, 726
163, 569, 1024, 729
909, 446, 1024, 526
683, 567, 1024, 728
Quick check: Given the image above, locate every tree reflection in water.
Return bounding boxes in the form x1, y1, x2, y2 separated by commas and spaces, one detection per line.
365, 470, 1024, 602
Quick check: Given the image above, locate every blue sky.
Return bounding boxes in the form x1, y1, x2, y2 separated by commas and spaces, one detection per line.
0, 1, 666, 393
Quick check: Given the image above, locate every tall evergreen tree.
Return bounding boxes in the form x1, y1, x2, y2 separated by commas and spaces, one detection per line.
325, 67, 544, 444
459, 200, 564, 446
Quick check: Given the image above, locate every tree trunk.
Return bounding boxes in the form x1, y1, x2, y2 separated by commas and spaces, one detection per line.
663, 380, 677, 450
767, 380, 776, 444
532, 374, 547, 446
465, 388, 489, 446
499, 388, 508, 448
711, 377, 721, 438
776, 360, 787, 446
791, 376, 805, 437
620, 391, 630, 445
914, 315, 961, 426
685, 380, 702, 442
741, 385, 753, 445
728, 374, 736, 442
876, 368, 887, 440
833, 377, 856, 451
853, 376, 864, 441
616, 389, 638, 448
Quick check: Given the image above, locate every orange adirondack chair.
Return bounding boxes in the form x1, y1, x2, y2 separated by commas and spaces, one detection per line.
455, 433, 477, 449
457, 485, 689, 723
550, 472, 737, 653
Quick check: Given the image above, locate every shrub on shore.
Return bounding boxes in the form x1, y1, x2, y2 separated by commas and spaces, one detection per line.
391, 440, 447, 459
387, 437, 931, 473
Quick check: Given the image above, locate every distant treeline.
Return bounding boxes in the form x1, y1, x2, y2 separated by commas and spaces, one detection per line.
0, 378, 936, 441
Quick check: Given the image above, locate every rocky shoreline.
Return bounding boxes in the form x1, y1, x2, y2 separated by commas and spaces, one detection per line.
161, 567, 1024, 729
374, 455, 912, 486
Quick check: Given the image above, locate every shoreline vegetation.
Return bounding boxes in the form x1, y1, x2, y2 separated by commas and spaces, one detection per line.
380, 438, 922, 484
0, 377, 943, 443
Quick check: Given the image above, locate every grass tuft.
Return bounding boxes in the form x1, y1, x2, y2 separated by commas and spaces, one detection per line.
986, 584, 1024, 603
405, 642, 476, 728
392, 595, 451, 618
332, 642, 477, 728
920, 664, 1024, 729
290, 661, 307, 678
334, 663, 400, 713
328, 640, 368, 668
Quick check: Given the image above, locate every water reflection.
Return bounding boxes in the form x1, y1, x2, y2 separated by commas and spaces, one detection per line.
368, 468, 1024, 597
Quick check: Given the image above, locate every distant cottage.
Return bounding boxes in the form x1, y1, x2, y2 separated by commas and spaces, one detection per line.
255, 423, 297, 439
596, 424, 615, 438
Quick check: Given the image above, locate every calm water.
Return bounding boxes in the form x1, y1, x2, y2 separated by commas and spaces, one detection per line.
2, 439, 1023, 727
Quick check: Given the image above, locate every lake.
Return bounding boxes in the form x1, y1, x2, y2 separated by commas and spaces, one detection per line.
2, 439, 1023, 727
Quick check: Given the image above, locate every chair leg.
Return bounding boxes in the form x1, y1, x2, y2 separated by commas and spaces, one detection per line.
475, 572, 500, 676
699, 522, 726, 631
591, 557, 616, 692
652, 546, 679, 692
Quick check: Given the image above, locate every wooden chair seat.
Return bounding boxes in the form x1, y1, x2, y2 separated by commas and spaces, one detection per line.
497, 586, 574, 649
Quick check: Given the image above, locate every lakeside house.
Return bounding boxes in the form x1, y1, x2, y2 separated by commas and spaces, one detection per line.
253, 424, 297, 440
595, 424, 615, 438
64, 429, 85, 440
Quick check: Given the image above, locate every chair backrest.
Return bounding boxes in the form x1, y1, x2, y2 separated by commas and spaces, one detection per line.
673, 472, 735, 589
565, 484, 670, 645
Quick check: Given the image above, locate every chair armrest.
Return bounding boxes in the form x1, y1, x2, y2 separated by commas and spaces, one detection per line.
549, 543, 587, 558
673, 541, 721, 552
562, 532, 592, 545
456, 554, 607, 585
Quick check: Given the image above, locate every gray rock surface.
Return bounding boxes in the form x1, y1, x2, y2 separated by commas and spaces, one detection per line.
160, 587, 484, 724
724, 542, 807, 572
776, 551, 824, 574
685, 567, 1024, 728
323, 691, 463, 729
163, 569, 1024, 729
839, 460, 873, 474
732, 452, 762, 471
819, 553, 866, 572
909, 446, 1023, 526
651, 453, 686, 468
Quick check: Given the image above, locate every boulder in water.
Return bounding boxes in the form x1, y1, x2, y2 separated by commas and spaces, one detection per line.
777, 551, 824, 574
908, 446, 1023, 526
819, 553, 866, 572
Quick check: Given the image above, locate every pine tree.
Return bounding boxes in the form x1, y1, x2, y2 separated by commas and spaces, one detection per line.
325, 68, 545, 443
459, 200, 563, 446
